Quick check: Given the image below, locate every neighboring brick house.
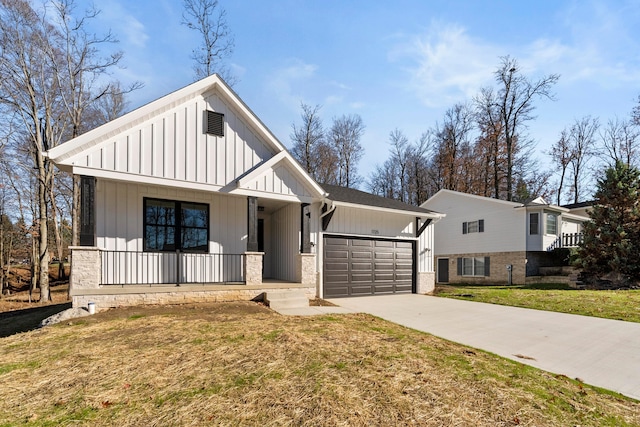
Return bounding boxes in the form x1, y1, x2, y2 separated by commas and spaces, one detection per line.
46, 74, 443, 311
421, 190, 589, 285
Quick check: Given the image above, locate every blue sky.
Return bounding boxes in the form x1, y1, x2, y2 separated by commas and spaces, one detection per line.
85, 0, 640, 184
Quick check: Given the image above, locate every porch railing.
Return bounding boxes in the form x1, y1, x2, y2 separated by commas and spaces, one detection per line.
546, 233, 584, 252
100, 250, 245, 286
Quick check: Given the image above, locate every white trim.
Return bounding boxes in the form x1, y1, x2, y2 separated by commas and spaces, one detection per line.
320, 231, 418, 242
332, 200, 444, 219
228, 187, 316, 203
235, 152, 326, 200
236, 151, 287, 187
72, 166, 224, 193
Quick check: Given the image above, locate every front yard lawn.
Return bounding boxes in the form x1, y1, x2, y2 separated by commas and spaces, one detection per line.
1, 302, 639, 426
435, 283, 640, 323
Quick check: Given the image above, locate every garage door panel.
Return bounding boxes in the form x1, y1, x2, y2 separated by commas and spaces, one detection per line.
395, 252, 413, 260
325, 262, 349, 272
351, 273, 373, 282
374, 273, 394, 281
372, 285, 395, 293
326, 249, 349, 258
352, 262, 372, 271
351, 251, 372, 259
323, 236, 415, 298
374, 252, 394, 259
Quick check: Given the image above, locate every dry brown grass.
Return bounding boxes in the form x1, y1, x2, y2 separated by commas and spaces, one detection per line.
1, 302, 638, 426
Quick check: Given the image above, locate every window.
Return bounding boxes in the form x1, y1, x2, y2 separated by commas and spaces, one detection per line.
529, 213, 539, 235
462, 219, 484, 234
144, 198, 209, 252
458, 257, 490, 277
546, 213, 558, 235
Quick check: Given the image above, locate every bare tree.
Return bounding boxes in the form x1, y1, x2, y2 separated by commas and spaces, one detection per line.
182, 0, 235, 83
329, 114, 365, 188
290, 103, 326, 178
388, 129, 410, 202
568, 116, 599, 203
600, 117, 639, 168
0, 0, 134, 301
432, 103, 474, 192
490, 56, 559, 201
548, 129, 573, 205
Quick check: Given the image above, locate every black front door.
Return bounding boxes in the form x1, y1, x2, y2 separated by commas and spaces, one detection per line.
437, 258, 449, 283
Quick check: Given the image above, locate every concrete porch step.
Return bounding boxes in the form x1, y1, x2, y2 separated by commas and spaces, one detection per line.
266, 290, 309, 310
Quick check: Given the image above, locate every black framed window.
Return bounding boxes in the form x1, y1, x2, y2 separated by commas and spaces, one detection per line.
144, 198, 209, 252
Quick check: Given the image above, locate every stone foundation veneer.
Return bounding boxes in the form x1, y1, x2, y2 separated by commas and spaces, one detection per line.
69, 246, 101, 290
296, 253, 316, 287
416, 272, 435, 294
244, 252, 264, 286
71, 284, 316, 313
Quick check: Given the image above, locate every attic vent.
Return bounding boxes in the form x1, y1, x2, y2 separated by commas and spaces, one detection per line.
206, 110, 224, 137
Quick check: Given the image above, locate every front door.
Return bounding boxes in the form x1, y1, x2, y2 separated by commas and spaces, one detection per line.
437, 258, 449, 283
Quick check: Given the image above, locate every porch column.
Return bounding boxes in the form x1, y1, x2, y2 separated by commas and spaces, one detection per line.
68, 246, 100, 290
301, 203, 311, 253
296, 253, 316, 287
79, 175, 96, 246
244, 252, 263, 286
247, 196, 259, 252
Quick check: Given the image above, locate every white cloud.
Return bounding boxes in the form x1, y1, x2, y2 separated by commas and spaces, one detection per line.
266, 59, 319, 110
97, 0, 149, 49
391, 21, 501, 108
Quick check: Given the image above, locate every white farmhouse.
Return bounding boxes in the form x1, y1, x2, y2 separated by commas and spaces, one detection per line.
46, 75, 443, 311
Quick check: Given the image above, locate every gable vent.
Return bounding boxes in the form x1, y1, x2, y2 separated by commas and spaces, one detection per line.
206, 110, 224, 137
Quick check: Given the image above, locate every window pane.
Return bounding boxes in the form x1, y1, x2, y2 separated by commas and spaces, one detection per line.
467, 221, 479, 233
182, 227, 208, 251
546, 213, 557, 235
182, 203, 208, 228
145, 225, 175, 251
462, 258, 473, 275
474, 257, 485, 276
146, 200, 175, 226
529, 213, 539, 235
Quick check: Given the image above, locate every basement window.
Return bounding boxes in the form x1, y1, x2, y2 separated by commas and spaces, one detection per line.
457, 257, 491, 277
206, 110, 224, 137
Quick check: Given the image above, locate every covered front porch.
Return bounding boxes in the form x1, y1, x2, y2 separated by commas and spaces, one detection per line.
69, 177, 318, 310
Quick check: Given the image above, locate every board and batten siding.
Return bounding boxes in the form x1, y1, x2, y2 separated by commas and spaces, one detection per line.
323, 205, 415, 238
96, 180, 246, 254
76, 92, 274, 187
239, 163, 315, 199
417, 223, 435, 274
424, 192, 526, 255
269, 203, 300, 282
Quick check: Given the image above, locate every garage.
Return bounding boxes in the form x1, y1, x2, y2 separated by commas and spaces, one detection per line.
323, 235, 415, 298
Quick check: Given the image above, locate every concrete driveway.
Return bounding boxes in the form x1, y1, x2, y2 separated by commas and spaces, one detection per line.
326, 294, 640, 400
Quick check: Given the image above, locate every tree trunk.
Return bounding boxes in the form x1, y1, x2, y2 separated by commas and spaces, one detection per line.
37, 153, 50, 303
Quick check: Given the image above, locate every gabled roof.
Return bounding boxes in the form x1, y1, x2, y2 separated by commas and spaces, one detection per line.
46, 74, 286, 166
422, 189, 524, 208
321, 183, 443, 218
422, 189, 575, 213
45, 74, 327, 201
